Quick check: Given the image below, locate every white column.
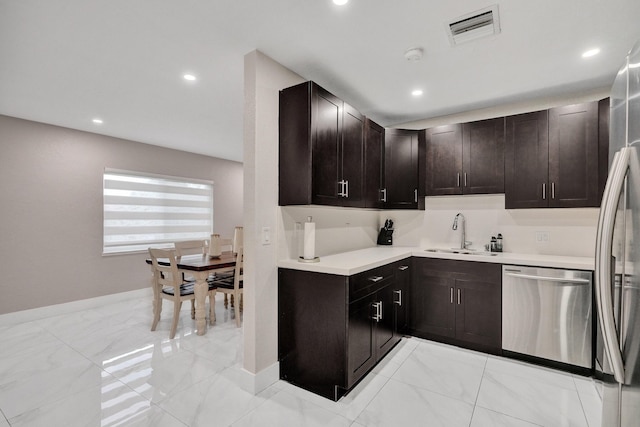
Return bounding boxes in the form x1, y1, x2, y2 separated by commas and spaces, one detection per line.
242, 50, 304, 391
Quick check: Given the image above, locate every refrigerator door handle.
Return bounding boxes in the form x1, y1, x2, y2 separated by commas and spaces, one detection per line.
595, 147, 630, 385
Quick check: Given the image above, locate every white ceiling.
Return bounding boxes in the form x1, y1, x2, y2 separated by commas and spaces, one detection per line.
1, 0, 640, 162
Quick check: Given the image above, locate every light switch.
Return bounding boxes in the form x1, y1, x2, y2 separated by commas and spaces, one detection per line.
262, 227, 271, 245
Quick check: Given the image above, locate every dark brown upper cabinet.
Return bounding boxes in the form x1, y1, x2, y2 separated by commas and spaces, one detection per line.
383, 129, 425, 210
425, 124, 463, 195
505, 100, 608, 209
463, 118, 505, 194
425, 118, 505, 196
505, 110, 549, 208
363, 118, 385, 209
548, 102, 599, 207
279, 81, 364, 207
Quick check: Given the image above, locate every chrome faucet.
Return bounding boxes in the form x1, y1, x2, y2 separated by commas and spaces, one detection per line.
452, 213, 471, 250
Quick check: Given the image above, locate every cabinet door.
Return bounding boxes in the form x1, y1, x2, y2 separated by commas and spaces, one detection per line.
376, 285, 399, 357
505, 110, 549, 209
279, 82, 313, 205
364, 119, 385, 208
312, 86, 343, 206
410, 272, 455, 338
347, 293, 377, 388
462, 118, 505, 194
548, 102, 599, 207
341, 103, 365, 207
394, 261, 411, 334
454, 277, 502, 349
385, 129, 419, 208
425, 124, 463, 196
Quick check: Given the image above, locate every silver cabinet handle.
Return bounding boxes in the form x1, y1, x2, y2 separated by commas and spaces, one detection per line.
380, 188, 387, 202
372, 301, 382, 322
457, 288, 461, 305
542, 183, 546, 200
504, 272, 591, 284
337, 180, 345, 197
595, 147, 630, 384
551, 182, 555, 200
457, 173, 461, 187
414, 189, 418, 203
345, 180, 349, 198
393, 290, 402, 306
450, 287, 454, 304
464, 172, 468, 187
369, 276, 384, 283
398, 265, 409, 271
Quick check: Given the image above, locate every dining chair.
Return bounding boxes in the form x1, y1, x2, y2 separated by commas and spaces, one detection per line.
209, 245, 244, 327
174, 239, 208, 256
232, 226, 243, 254
173, 238, 226, 320
148, 248, 217, 339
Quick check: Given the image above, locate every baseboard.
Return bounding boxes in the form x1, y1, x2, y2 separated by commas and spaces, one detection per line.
0, 288, 152, 327
231, 361, 280, 395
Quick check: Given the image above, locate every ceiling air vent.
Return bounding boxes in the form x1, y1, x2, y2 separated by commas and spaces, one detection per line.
447, 5, 500, 46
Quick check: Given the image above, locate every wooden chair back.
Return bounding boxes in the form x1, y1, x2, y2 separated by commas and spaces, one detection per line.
232, 226, 243, 254
174, 240, 207, 256
148, 247, 182, 289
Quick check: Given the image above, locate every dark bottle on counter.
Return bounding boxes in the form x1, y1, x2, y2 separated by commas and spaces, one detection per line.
496, 233, 503, 252
490, 236, 497, 252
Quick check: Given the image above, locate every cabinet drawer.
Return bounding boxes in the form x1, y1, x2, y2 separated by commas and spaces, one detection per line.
349, 264, 395, 302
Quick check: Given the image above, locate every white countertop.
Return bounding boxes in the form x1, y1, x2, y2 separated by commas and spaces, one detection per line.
277, 246, 595, 276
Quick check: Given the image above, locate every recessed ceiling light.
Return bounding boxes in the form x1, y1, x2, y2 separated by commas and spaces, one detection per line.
183, 74, 197, 81
582, 48, 600, 58
92, 118, 103, 124
412, 89, 424, 97
333, 0, 348, 5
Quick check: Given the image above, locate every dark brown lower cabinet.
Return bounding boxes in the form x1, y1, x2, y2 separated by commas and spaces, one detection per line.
279, 263, 403, 401
394, 260, 411, 334
410, 258, 502, 354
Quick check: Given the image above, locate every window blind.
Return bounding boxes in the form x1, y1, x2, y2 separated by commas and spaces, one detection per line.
103, 169, 213, 254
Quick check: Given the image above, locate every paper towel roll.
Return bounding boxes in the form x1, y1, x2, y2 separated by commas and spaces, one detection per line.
303, 219, 315, 260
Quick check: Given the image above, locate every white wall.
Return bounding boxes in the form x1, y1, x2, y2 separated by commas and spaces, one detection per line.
0, 115, 243, 315
388, 195, 599, 257
242, 51, 304, 380
278, 206, 380, 259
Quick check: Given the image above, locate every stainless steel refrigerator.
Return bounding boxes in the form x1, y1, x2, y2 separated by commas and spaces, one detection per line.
595, 38, 640, 427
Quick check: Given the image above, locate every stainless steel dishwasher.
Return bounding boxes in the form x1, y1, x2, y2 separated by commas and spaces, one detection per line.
502, 265, 593, 368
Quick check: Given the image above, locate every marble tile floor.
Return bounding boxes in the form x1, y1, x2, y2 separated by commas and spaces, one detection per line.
0, 294, 602, 427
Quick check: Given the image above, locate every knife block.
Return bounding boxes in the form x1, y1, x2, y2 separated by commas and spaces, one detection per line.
376, 228, 393, 245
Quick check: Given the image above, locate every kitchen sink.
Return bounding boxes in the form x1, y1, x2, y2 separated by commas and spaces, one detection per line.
425, 248, 499, 256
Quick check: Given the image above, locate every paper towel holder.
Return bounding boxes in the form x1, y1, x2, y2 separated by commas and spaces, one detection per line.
299, 216, 320, 263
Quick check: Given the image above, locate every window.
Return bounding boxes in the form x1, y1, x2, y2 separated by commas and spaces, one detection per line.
103, 169, 213, 255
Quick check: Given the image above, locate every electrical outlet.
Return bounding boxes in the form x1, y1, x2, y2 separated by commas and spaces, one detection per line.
535, 231, 550, 243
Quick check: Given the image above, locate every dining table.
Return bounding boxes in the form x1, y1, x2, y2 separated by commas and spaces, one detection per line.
146, 251, 237, 335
